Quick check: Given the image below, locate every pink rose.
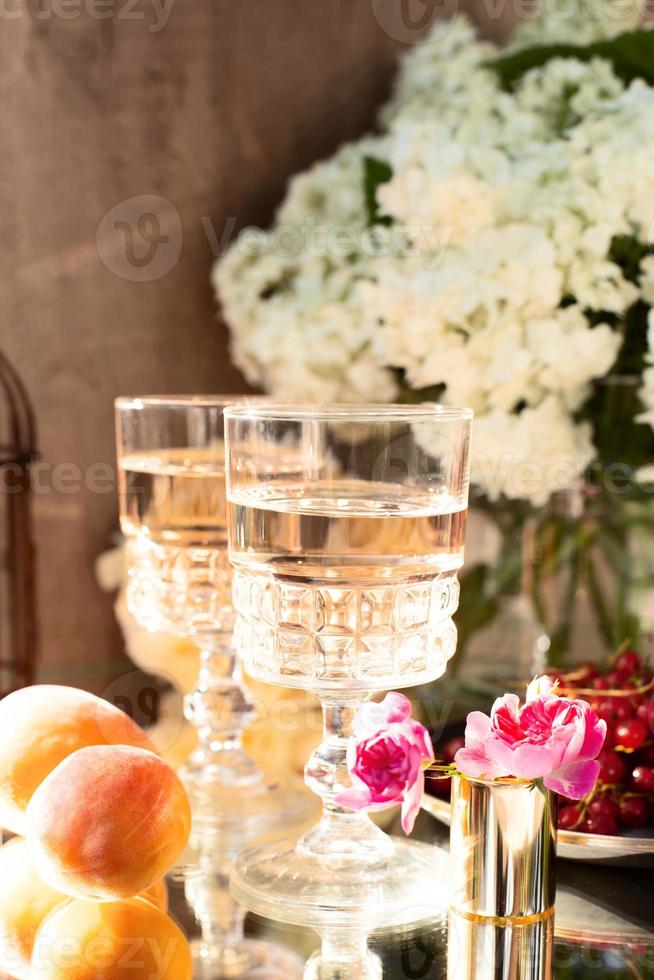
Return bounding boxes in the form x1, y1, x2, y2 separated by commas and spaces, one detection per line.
335, 692, 434, 834
455, 676, 606, 799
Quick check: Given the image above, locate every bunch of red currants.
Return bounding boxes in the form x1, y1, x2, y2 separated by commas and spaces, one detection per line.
426, 649, 654, 837
549, 649, 654, 836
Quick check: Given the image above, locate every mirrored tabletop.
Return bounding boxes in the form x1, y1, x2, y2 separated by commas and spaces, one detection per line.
169, 810, 654, 979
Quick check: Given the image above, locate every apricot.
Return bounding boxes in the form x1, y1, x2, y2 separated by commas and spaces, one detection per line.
30, 896, 192, 979
0, 839, 171, 979
0, 685, 155, 835
27, 745, 191, 901
0, 837, 66, 980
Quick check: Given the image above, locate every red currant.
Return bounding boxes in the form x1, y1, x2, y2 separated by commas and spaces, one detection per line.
598, 751, 626, 783
585, 813, 619, 835
592, 677, 610, 691
615, 719, 647, 750
589, 796, 620, 820
618, 796, 650, 829
641, 696, 654, 736
558, 805, 582, 830
631, 765, 654, 793
442, 736, 466, 764
615, 650, 643, 680
636, 702, 649, 722
426, 774, 451, 799
592, 697, 632, 724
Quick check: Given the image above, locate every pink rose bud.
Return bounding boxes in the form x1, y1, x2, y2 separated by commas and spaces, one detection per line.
335, 692, 434, 834
455, 675, 607, 799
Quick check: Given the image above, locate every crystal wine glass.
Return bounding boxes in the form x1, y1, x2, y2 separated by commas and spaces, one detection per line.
115, 395, 314, 979
224, 403, 472, 937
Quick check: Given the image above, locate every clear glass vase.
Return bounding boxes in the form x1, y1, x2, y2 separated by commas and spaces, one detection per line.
457, 377, 654, 686
459, 476, 654, 691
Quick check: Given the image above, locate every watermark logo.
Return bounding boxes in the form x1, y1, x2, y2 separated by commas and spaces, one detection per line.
99, 670, 185, 753
96, 194, 182, 282
371, 0, 449, 44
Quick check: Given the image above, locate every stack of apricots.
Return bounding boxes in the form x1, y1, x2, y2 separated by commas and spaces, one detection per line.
0, 685, 193, 979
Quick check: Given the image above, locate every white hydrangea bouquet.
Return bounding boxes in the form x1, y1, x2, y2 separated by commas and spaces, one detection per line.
214, 1, 654, 669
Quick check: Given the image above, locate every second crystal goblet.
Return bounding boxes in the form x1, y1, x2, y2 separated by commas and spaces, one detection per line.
225, 403, 472, 931
115, 395, 314, 979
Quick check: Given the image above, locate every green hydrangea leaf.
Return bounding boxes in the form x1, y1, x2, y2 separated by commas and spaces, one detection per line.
363, 156, 393, 227
609, 234, 654, 284
490, 29, 654, 89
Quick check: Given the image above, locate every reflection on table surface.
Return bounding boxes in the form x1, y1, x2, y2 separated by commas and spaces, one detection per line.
170, 811, 654, 979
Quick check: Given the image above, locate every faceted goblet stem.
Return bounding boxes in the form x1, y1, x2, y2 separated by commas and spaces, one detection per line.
300, 696, 393, 867
183, 634, 262, 792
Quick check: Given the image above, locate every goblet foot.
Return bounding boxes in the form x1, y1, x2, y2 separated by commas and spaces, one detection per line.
192, 936, 304, 980
230, 830, 449, 930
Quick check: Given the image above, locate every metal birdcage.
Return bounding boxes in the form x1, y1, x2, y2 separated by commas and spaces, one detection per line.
0, 351, 38, 694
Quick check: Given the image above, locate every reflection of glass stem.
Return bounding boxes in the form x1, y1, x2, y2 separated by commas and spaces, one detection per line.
183, 635, 262, 792
182, 637, 261, 977
186, 839, 254, 979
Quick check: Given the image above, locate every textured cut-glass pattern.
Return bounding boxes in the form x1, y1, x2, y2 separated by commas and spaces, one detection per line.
233, 570, 459, 690
126, 537, 234, 636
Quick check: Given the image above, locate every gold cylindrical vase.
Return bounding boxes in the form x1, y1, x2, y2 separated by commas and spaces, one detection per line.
450, 774, 557, 922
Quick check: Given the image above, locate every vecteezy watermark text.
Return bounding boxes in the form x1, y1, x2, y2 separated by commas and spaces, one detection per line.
4, 455, 654, 500
371, 0, 647, 44
96, 193, 455, 283
0, 0, 175, 32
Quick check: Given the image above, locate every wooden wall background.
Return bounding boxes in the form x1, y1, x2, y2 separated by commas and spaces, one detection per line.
1, 0, 518, 692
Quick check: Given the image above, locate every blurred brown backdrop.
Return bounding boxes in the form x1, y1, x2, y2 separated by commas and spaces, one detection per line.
0, 0, 519, 690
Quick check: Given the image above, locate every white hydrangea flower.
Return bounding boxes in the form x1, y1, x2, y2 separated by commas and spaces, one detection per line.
380, 16, 498, 126
213, 7, 654, 504
526, 306, 622, 406
514, 58, 624, 135
277, 137, 386, 230
472, 398, 595, 506
214, 247, 397, 402
511, 0, 647, 49
379, 169, 496, 247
